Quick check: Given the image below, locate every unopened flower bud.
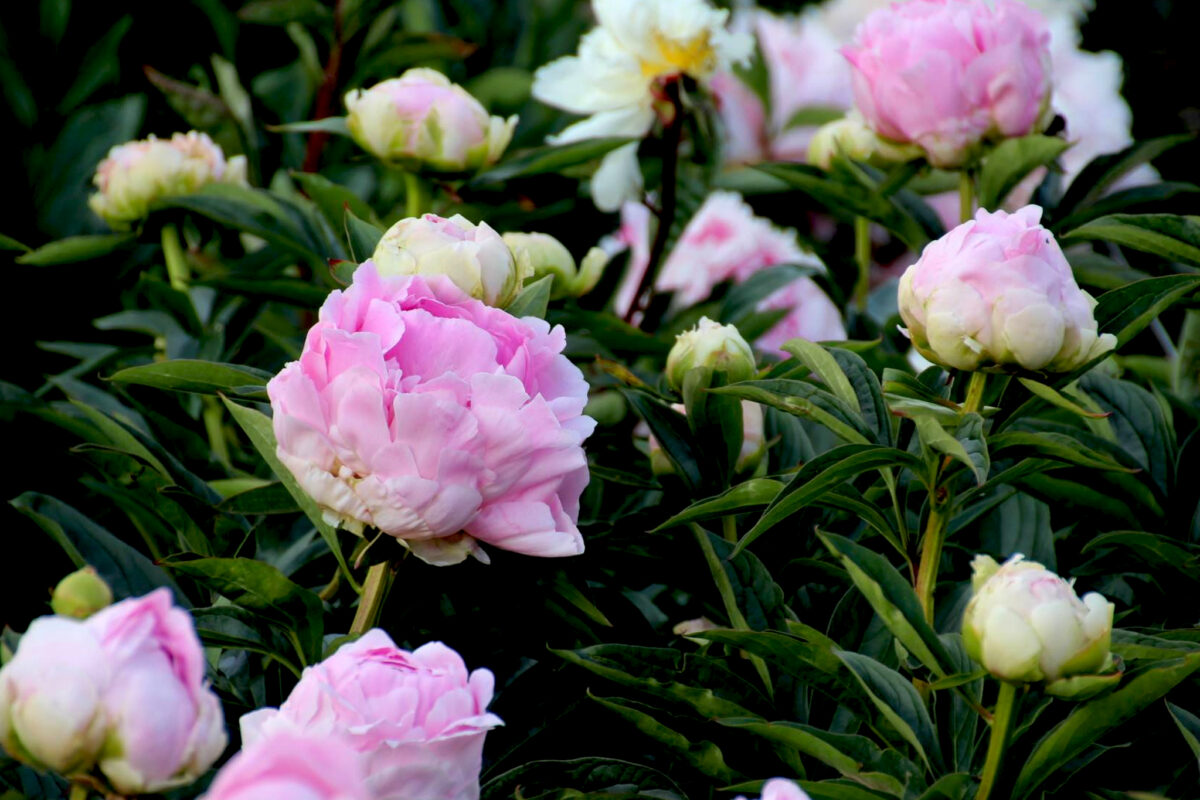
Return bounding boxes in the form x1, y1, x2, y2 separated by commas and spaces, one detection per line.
502, 232, 609, 300
345, 68, 517, 172
88, 132, 248, 229
371, 214, 520, 307
962, 554, 1115, 685
666, 318, 756, 391
50, 567, 113, 619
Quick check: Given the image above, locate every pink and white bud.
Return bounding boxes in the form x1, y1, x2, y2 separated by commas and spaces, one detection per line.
345, 69, 516, 172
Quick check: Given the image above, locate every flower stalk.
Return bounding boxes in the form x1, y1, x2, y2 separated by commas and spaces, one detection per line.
959, 170, 974, 223
160, 223, 189, 292
977, 681, 1019, 800
351, 560, 396, 635
854, 216, 871, 311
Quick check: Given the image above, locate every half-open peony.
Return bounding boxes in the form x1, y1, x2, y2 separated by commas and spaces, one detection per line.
0, 589, 226, 794
963, 554, 1114, 685
89, 131, 248, 229
345, 68, 517, 172
240, 631, 501, 800
898, 205, 1114, 372
843, 0, 1052, 167
202, 734, 370, 800
267, 264, 595, 565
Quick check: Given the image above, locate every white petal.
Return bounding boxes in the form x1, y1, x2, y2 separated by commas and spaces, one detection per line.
591, 143, 643, 213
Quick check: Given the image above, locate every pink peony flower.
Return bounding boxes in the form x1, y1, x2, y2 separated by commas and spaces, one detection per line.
202, 734, 371, 800
0, 589, 226, 794
843, 0, 1052, 167
898, 205, 1115, 371
87, 589, 228, 794
711, 72, 768, 165
268, 265, 594, 566
612, 192, 845, 355
240, 631, 501, 800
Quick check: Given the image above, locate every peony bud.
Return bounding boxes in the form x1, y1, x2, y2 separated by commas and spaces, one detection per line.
666, 318, 756, 391
241, 631, 501, 800
843, 0, 1053, 167
962, 554, 1115, 685
89, 589, 227, 794
372, 214, 521, 307
51, 567, 113, 619
898, 206, 1115, 372
345, 68, 517, 172
202, 734, 370, 800
0, 617, 109, 775
89, 132, 248, 229
808, 114, 921, 170
502, 232, 609, 300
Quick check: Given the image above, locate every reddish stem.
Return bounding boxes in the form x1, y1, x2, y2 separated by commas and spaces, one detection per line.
302, 2, 346, 173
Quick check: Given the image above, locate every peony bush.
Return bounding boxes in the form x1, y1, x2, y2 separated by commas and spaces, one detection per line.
3, 0, 1200, 799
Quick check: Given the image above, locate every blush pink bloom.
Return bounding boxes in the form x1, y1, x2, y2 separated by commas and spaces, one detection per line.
898, 205, 1115, 371
612, 192, 845, 355
203, 734, 370, 800
241, 631, 501, 800
843, 0, 1052, 167
0, 590, 226, 794
711, 72, 768, 165
268, 265, 594, 566
735, 778, 814, 800
88, 589, 228, 794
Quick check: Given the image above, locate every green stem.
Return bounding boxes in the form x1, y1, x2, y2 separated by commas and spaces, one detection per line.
203, 396, 231, 468
722, 515, 737, 544
68, 784, 88, 800
404, 172, 424, 218
161, 223, 189, 292
853, 215, 871, 311
963, 371, 988, 415
959, 170, 975, 223
691, 524, 773, 698
915, 504, 947, 625
350, 560, 395, 635
977, 682, 1019, 800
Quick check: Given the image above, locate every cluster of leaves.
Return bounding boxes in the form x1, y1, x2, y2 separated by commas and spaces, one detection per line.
3, 2, 1200, 800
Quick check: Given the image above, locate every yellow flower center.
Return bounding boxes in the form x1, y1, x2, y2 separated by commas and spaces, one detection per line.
641, 31, 715, 78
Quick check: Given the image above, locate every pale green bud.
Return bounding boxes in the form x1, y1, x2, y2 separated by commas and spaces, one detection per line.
51, 567, 113, 619
666, 318, 756, 392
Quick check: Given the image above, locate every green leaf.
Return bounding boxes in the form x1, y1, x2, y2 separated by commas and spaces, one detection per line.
622, 389, 706, 493
713, 379, 873, 445
987, 431, 1134, 472
719, 718, 917, 796
238, 0, 332, 25
218, 483, 300, 515
1017, 378, 1111, 419
0, 232, 30, 252
683, 368, 744, 483
1167, 702, 1200, 769
16, 233, 136, 265
784, 106, 846, 130
507, 275, 553, 319
107, 360, 272, 397
589, 693, 736, 782
1095, 274, 1200, 348
818, 531, 952, 678
756, 163, 933, 250
58, 16, 131, 112
977, 135, 1070, 211
1079, 373, 1174, 495
910, 414, 986, 485
781, 340, 860, 414
292, 171, 376, 231
344, 206, 384, 263
470, 138, 636, 185
10, 492, 182, 604
554, 644, 767, 718
1055, 182, 1200, 232
482, 757, 684, 800
1014, 653, 1200, 797
836, 650, 943, 772
655, 478, 783, 530
190, 606, 302, 675
268, 116, 351, 135
222, 398, 358, 592
720, 264, 822, 328
1056, 135, 1194, 219
1080, 532, 1199, 581
706, 531, 793, 632
739, 444, 922, 554
164, 556, 325, 663
1062, 214, 1200, 268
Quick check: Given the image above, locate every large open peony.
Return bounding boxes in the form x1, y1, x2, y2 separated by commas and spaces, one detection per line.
267, 264, 595, 565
